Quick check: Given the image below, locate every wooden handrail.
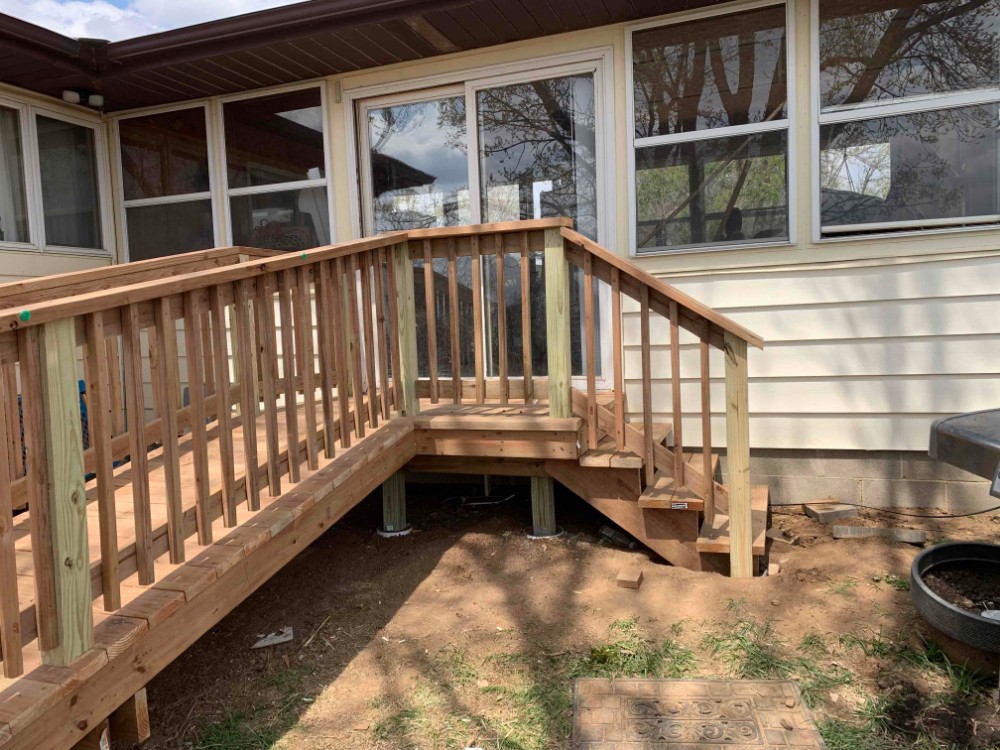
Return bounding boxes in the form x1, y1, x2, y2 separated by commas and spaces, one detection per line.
560, 227, 763, 350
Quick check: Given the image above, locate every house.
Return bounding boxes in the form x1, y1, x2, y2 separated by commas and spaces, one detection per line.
2, 3, 999, 745
0, 0, 997, 513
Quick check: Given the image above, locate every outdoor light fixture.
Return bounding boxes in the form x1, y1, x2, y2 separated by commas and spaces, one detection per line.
61, 90, 105, 108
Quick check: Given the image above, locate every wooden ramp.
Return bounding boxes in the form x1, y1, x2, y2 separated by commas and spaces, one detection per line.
0, 219, 767, 750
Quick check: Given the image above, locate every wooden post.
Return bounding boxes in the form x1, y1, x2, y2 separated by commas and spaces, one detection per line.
544, 228, 571, 419
380, 471, 408, 535
379, 242, 419, 537
530, 476, 557, 537
724, 331, 752, 578
38, 318, 92, 666
110, 688, 150, 744
392, 241, 419, 418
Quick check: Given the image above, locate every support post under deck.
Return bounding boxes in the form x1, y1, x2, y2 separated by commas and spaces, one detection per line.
380, 471, 409, 536
531, 476, 558, 537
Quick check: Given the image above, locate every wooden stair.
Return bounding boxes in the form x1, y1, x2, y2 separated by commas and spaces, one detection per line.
637, 473, 704, 511
578, 422, 670, 469
696, 485, 770, 556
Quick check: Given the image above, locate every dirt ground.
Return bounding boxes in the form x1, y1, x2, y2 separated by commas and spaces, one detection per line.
126, 479, 1000, 750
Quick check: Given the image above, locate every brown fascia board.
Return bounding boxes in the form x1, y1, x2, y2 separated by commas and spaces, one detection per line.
102, 0, 477, 77
0, 12, 96, 75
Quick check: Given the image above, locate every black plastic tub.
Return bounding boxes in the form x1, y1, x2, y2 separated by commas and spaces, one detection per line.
911, 542, 1000, 673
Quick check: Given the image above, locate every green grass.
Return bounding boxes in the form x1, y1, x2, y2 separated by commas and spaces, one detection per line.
573, 617, 697, 679
828, 577, 859, 595
882, 573, 911, 592
839, 627, 895, 658
193, 712, 282, 750
703, 616, 793, 679
898, 642, 988, 697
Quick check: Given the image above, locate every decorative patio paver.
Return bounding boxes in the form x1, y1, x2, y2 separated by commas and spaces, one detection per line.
572, 678, 827, 749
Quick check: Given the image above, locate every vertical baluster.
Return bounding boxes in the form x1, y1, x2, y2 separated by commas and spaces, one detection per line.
519, 232, 533, 404
669, 301, 685, 486
384, 250, 404, 412
255, 275, 282, 497
470, 236, 485, 404
209, 286, 237, 525
200, 304, 215, 401
152, 297, 185, 562
360, 252, 379, 428
295, 265, 319, 470
106, 336, 125, 437
333, 258, 353, 446
85, 312, 120, 610
346, 255, 366, 438
584, 252, 597, 449
316, 262, 338, 456
4, 364, 21, 481
495, 235, 508, 404
122, 305, 153, 583
184, 291, 213, 545
278, 271, 301, 483
18, 328, 58, 650
700, 330, 715, 529
611, 268, 625, 450
0, 357, 21, 676
422, 240, 439, 404
234, 280, 261, 510
639, 287, 654, 485
447, 240, 461, 404
374, 249, 391, 419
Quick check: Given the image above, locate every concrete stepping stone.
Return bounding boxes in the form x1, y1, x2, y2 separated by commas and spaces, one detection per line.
573, 678, 827, 748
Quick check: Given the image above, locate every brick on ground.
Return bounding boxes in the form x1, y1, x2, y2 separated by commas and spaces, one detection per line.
832, 525, 926, 544
616, 567, 643, 589
804, 502, 859, 524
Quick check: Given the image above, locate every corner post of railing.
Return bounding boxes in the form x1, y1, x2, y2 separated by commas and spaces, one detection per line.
544, 227, 571, 419
38, 317, 93, 665
383, 239, 417, 538
724, 330, 753, 578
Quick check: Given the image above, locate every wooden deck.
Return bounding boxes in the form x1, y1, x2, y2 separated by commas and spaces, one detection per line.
0, 219, 767, 750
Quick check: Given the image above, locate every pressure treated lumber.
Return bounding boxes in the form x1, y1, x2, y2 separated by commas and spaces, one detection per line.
724, 331, 752, 578
530, 476, 557, 537
544, 228, 571, 419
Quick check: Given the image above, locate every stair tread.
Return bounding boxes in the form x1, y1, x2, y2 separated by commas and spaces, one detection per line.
637, 472, 704, 511
579, 436, 644, 469
696, 486, 769, 556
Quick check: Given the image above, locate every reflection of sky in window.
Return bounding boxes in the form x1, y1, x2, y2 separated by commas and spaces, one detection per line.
276, 107, 323, 132
369, 98, 468, 194
821, 144, 891, 199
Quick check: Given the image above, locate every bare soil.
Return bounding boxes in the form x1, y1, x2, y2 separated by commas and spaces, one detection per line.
119, 482, 1000, 750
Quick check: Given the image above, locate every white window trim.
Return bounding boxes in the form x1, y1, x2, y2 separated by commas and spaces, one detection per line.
112, 102, 218, 262
810, 0, 1000, 240
625, 0, 797, 258
0, 93, 112, 257
345, 47, 616, 389
217, 81, 335, 247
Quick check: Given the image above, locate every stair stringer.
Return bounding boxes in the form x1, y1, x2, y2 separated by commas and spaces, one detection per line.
545, 460, 726, 574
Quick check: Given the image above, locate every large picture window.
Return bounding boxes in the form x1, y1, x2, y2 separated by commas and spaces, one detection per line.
817, 0, 1000, 235
629, 4, 790, 253
224, 87, 330, 251
118, 106, 215, 261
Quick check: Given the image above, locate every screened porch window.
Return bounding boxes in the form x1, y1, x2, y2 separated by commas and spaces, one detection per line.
630, 4, 790, 253
224, 87, 330, 251
37, 115, 102, 250
119, 107, 215, 261
0, 106, 29, 244
818, 0, 1000, 235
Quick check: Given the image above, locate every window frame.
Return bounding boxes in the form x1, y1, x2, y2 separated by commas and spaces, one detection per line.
216, 81, 335, 248
112, 102, 219, 262
625, 0, 797, 257
0, 93, 112, 257
810, 0, 1000, 241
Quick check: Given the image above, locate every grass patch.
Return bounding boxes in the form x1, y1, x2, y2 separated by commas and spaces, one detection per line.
828, 577, 858, 596
703, 616, 792, 679
882, 573, 911, 592
839, 627, 895, 658
193, 712, 282, 750
573, 617, 697, 679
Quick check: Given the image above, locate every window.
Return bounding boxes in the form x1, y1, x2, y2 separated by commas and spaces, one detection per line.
36, 116, 104, 251
357, 59, 606, 380
0, 105, 29, 244
224, 87, 330, 250
817, 0, 1000, 235
118, 107, 215, 261
629, 4, 791, 253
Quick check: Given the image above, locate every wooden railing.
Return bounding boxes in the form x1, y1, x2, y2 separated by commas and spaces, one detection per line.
0, 218, 762, 682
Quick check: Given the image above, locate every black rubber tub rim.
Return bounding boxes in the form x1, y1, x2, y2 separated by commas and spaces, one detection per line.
911, 541, 1000, 654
